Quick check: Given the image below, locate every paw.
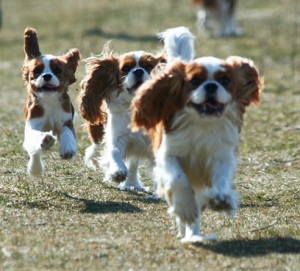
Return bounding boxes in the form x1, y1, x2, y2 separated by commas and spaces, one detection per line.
84, 144, 100, 169
118, 179, 145, 191
107, 165, 128, 183
41, 133, 55, 149
209, 191, 237, 215
27, 154, 43, 176
169, 187, 198, 224
181, 234, 217, 243
60, 142, 76, 160
60, 150, 76, 160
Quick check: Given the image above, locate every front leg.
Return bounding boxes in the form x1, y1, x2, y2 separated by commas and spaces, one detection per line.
118, 158, 145, 191
179, 190, 218, 242
156, 155, 198, 224
104, 140, 128, 183
84, 122, 105, 169
59, 122, 76, 159
180, 217, 217, 243
23, 119, 56, 176
209, 157, 238, 215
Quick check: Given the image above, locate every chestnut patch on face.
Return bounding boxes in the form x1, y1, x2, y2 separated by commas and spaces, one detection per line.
50, 59, 63, 78
185, 62, 208, 89
29, 58, 45, 81
139, 54, 158, 74
119, 54, 136, 76
214, 68, 232, 92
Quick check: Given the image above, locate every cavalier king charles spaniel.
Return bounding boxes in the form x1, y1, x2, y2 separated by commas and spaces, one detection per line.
131, 50, 263, 241
78, 45, 165, 191
22, 27, 81, 176
193, 0, 240, 37
78, 27, 194, 191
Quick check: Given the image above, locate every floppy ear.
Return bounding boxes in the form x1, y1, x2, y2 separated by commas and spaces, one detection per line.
131, 60, 187, 133
62, 48, 81, 85
78, 56, 119, 125
24, 27, 42, 60
156, 50, 167, 64
65, 48, 81, 73
225, 56, 264, 107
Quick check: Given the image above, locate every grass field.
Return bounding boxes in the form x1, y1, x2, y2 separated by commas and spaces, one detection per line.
0, 0, 299, 270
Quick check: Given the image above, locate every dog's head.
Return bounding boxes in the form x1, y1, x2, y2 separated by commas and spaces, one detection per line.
119, 51, 165, 94
79, 46, 166, 124
22, 27, 81, 96
132, 56, 263, 137
186, 56, 263, 120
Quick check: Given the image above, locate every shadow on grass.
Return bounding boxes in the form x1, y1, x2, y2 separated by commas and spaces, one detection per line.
196, 237, 300, 257
240, 203, 277, 208
83, 28, 158, 42
64, 193, 142, 214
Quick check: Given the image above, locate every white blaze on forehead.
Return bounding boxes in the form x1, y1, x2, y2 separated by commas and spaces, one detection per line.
195, 57, 223, 78
133, 51, 146, 66
189, 57, 231, 105
42, 54, 55, 72
35, 54, 60, 88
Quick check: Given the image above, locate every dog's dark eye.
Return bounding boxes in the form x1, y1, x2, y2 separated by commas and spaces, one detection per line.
121, 65, 132, 73
33, 67, 42, 75
219, 77, 230, 86
144, 64, 153, 73
53, 67, 62, 75
190, 77, 203, 87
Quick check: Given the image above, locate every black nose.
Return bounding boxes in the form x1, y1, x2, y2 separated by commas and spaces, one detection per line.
42, 74, 52, 82
204, 83, 218, 95
133, 68, 144, 78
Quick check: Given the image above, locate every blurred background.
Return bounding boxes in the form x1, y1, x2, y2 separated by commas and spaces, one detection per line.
0, 0, 299, 89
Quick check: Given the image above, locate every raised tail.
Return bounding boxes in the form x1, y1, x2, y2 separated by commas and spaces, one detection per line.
158, 26, 195, 63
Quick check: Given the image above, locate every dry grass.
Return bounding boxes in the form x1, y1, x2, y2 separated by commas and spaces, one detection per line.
0, 0, 299, 270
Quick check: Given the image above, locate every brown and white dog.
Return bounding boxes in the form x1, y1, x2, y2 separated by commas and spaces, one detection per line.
78, 27, 194, 191
131, 51, 263, 241
193, 0, 240, 37
22, 27, 81, 176
78, 46, 165, 190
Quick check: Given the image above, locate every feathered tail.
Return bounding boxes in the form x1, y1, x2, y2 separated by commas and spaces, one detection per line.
158, 26, 195, 63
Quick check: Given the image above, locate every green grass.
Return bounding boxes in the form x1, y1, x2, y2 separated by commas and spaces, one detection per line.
0, 0, 299, 270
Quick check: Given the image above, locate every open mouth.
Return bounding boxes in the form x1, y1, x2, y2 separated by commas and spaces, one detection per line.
190, 98, 226, 117
126, 81, 143, 93
37, 84, 58, 92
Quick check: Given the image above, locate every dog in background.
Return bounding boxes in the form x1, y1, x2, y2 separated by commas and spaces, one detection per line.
193, 0, 240, 37
131, 29, 263, 242
78, 27, 194, 191
22, 27, 81, 176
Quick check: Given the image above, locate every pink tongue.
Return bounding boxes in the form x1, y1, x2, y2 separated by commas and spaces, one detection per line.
204, 102, 219, 110
44, 84, 56, 88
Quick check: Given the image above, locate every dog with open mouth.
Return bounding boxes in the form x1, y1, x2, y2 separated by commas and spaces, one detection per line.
78, 27, 195, 191
78, 44, 166, 191
22, 27, 81, 176
131, 52, 264, 241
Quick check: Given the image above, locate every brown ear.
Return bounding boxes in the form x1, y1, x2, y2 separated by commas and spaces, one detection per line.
78, 56, 119, 125
65, 48, 81, 74
225, 56, 264, 106
131, 60, 187, 133
24, 27, 42, 60
156, 50, 167, 64
62, 48, 81, 85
